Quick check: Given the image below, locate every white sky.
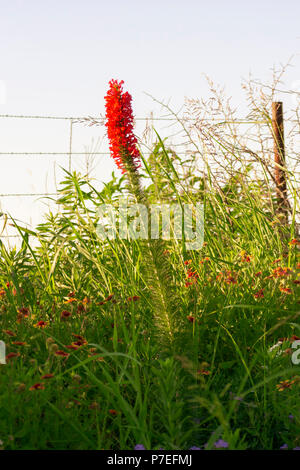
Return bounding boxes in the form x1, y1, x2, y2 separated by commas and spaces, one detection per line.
0, 0, 299, 245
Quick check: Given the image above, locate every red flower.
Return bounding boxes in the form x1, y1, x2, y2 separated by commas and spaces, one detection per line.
34, 320, 48, 328
55, 350, 69, 358
254, 289, 264, 298
197, 369, 210, 375
108, 409, 118, 416
3, 329, 16, 337
127, 295, 140, 302
104, 79, 141, 173
273, 267, 293, 278
105, 294, 114, 302
72, 334, 86, 342
18, 307, 30, 317
61, 310, 71, 319
29, 383, 45, 391
6, 352, 20, 361
279, 287, 292, 294
40, 374, 54, 379
288, 239, 300, 246
187, 315, 195, 323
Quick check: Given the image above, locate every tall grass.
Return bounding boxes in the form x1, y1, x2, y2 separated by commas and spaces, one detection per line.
0, 70, 300, 450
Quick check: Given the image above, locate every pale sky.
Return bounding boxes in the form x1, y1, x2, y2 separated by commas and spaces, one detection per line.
0, 0, 299, 244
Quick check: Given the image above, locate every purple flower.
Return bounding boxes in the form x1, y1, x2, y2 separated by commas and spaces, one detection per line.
189, 446, 201, 450
214, 439, 229, 449
293, 447, 300, 450
280, 444, 288, 450
288, 414, 294, 420
134, 444, 146, 450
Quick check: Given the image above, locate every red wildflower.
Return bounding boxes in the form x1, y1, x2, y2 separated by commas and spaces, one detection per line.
72, 334, 87, 342
18, 307, 30, 317
127, 296, 140, 302
3, 329, 16, 337
254, 289, 264, 299
187, 268, 199, 279
279, 287, 293, 294
77, 304, 85, 313
288, 239, 300, 246
61, 310, 71, 319
291, 335, 300, 341
12, 341, 27, 346
185, 281, 193, 288
29, 383, 45, 391
55, 350, 69, 358
72, 340, 87, 347
197, 369, 210, 375
104, 79, 141, 173
105, 294, 114, 302
6, 352, 20, 361
187, 315, 195, 323
240, 251, 251, 262
34, 321, 48, 328
273, 267, 293, 278
108, 409, 118, 416
40, 374, 54, 379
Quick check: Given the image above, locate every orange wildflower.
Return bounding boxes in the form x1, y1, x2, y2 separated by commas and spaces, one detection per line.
288, 239, 300, 246
64, 298, 77, 304
276, 379, 295, 391
279, 287, 293, 294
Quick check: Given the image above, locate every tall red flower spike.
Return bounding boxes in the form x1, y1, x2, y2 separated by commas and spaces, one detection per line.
104, 79, 141, 173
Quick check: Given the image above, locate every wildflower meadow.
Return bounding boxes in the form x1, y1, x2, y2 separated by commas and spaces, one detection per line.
0, 75, 300, 452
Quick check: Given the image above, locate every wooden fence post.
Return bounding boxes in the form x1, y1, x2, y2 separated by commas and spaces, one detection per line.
272, 101, 288, 221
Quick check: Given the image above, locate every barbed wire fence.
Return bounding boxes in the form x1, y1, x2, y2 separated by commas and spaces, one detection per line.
0, 104, 298, 241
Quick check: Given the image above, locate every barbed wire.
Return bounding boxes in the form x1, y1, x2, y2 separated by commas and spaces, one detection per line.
0, 112, 299, 239
0, 113, 270, 123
